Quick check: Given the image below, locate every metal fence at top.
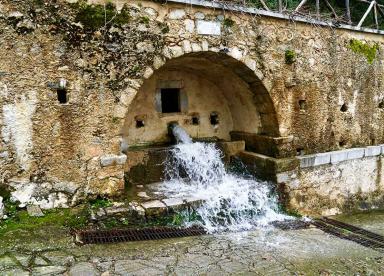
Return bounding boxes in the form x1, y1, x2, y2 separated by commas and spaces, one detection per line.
169, 0, 384, 32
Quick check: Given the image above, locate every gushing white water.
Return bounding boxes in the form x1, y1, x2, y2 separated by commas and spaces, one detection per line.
161, 125, 291, 233
170, 124, 192, 144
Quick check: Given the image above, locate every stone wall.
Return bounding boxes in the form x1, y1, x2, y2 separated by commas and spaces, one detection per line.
0, 0, 384, 211
282, 146, 384, 216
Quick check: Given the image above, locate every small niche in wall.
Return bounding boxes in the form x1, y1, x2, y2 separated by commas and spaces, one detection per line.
136, 120, 145, 128
135, 115, 146, 128
296, 147, 305, 156
210, 112, 219, 126
339, 140, 347, 147
298, 100, 306, 112
340, 103, 348, 112
379, 101, 384, 109
190, 113, 200, 125
57, 89, 68, 104
192, 117, 199, 125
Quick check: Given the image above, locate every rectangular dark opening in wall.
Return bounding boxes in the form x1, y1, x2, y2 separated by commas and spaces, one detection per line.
57, 89, 67, 104
161, 88, 180, 113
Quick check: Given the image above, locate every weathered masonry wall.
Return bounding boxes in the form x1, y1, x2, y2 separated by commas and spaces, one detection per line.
240, 145, 384, 215
284, 146, 384, 216
0, 0, 384, 212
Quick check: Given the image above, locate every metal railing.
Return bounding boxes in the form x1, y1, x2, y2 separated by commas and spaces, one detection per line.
167, 0, 384, 32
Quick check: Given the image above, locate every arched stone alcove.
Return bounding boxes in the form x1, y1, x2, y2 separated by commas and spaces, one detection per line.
121, 51, 280, 147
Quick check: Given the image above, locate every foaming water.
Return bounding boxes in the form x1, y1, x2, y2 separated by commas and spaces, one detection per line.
161, 125, 291, 233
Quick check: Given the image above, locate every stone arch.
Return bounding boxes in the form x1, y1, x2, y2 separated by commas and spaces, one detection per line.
114, 50, 280, 148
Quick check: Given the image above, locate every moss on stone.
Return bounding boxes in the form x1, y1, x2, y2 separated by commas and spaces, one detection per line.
223, 18, 235, 28
285, 49, 296, 64
348, 39, 379, 64
0, 206, 90, 235
75, 2, 130, 31
89, 197, 113, 209
139, 16, 150, 25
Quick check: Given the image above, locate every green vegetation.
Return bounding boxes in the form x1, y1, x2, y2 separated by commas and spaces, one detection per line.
348, 39, 379, 64
89, 197, 113, 209
285, 49, 296, 64
223, 17, 235, 28
139, 16, 150, 25
0, 207, 90, 235
75, 1, 130, 31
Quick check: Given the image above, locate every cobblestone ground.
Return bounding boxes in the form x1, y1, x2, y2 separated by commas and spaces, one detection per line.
1, 213, 384, 275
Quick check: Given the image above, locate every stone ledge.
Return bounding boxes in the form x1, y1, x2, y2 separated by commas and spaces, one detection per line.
298, 145, 384, 168
100, 154, 127, 167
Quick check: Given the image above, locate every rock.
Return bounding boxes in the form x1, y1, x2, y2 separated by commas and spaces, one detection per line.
27, 205, 44, 217
129, 202, 145, 217
100, 154, 127, 167
69, 262, 98, 276
104, 206, 131, 215
58, 66, 70, 71
32, 266, 67, 275
143, 67, 154, 79
1, 269, 29, 276
144, 7, 158, 18
7, 11, 24, 20
141, 200, 167, 216
162, 198, 185, 210
52, 181, 78, 194
137, 191, 150, 198
136, 41, 155, 53
196, 20, 221, 36
43, 251, 75, 266
104, 43, 120, 52
153, 56, 165, 70
16, 19, 35, 33
169, 46, 183, 58
184, 19, 195, 33
182, 40, 192, 53
169, 9, 186, 20
194, 12, 205, 19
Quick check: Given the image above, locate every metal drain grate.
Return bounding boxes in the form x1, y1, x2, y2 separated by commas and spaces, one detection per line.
312, 217, 384, 251
74, 226, 206, 245
320, 217, 384, 244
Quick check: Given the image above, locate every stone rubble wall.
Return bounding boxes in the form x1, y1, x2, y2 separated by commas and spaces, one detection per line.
0, 0, 383, 210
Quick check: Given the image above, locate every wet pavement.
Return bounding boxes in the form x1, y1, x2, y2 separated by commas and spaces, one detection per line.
1, 212, 384, 275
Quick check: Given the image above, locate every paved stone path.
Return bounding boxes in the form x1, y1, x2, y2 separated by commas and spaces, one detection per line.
1, 221, 384, 275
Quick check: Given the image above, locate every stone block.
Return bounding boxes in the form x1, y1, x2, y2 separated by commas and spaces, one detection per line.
162, 198, 185, 210
298, 152, 330, 168
269, 157, 299, 173
365, 146, 381, 157
141, 200, 167, 216
169, 9, 186, 20
380, 144, 384, 155
100, 154, 127, 167
330, 150, 349, 164
276, 172, 289, 183
196, 20, 221, 36
27, 205, 44, 217
69, 262, 98, 276
346, 148, 365, 160
183, 197, 204, 208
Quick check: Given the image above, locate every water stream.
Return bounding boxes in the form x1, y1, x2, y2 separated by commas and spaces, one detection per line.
159, 125, 291, 233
